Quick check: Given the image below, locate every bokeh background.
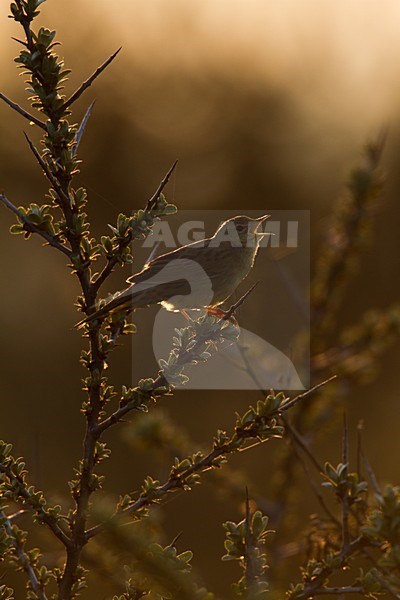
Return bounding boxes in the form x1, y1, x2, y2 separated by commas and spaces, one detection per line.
1, 0, 400, 597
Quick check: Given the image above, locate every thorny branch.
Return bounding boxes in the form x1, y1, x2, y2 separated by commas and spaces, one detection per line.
0, 91, 46, 129
0, 193, 71, 256
0, 461, 71, 548
1, 511, 49, 600
58, 48, 122, 113
341, 414, 350, 550
87, 376, 335, 540
91, 159, 179, 293
146, 159, 178, 211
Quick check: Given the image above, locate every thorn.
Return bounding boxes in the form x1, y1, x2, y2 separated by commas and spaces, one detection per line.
224, 282, 259, 320
60, 47, 122, 112
146, 159, 179, 211
0, 91, 46, 129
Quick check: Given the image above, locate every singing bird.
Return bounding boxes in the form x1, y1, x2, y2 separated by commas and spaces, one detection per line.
78, 214, 269, 327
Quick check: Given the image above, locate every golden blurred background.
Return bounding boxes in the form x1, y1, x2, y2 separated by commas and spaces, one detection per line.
1, 0, 400, 597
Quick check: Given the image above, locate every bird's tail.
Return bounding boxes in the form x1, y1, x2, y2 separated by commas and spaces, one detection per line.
75, 279, 189, 329
75, 292, 132, 329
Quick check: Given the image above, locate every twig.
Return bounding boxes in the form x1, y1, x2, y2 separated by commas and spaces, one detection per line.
14, 0, 33, 48
102, 522, 200, 600
85, 442, 261, 541
294, 536, 367, 599
0, 193, 71, 257
59, 48, 122, 113
361, 450, 383, 502
95, 374, 167, 436
236, 338, 339, 531
146, 159, 178, 211
0, 461, 71, 548
362, 548, 400, 599
0, 91, 46, 130
166, 531, 183, 549
23, 133, 70, 206
285, 421, 341, 528
341, 414, 350, 550
243, 487, 261, 591
72, 100, 96, 156
89, 377, 330, 540
312, 129, 386, 337
11, 36, 28, 47
96, 282, 259, 435
370, 568, 400, 600
356, 420, 363, 482
368, 125, 388, 167
145, 241, 161, 265
6, 8, 119, 600
223, 281, 258, 320
92, 159, 179, 292
315, 587, 363, 595
281, 415, 324, 475
1, 510, 49, 600
280, 376, 337, 413
244, 487, 253, 588
7, 510, 28, 523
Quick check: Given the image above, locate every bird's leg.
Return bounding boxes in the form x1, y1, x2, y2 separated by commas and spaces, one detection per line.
206, 306, 239, 328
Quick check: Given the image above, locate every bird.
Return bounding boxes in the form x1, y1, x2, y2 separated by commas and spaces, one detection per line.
77, 214, 269, 327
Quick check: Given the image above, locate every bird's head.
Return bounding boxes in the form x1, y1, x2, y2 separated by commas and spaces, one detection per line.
213, 214, 270, 247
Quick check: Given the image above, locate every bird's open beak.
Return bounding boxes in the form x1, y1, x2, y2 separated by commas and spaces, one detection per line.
252, 214, 270, 235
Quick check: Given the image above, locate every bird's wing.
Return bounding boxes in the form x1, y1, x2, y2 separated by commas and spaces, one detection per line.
126, 238, 213, 285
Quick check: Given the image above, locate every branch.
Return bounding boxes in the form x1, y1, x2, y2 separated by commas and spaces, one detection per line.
23, 133, 70, 206
1, 511, 49, 600
223, 281, 258, 320
315, 587, 363, 595
7, 6, 112, 599
341, 414, 350, 549
98, 333, 337, 441
361, 448, 383, 503
88, 380, 331, 540
244, 488, 257, 589
92, 159, 179, 293
280, 376, 337, 413
0, 91, 46, 130
0, 461, 71, 548
96, 283, 258, 435
59, 48, 121, 113
95, 376, 167, 436
285, 423, 341, 528
85, 443, 254, 540
312, 129, 386, 336
282, 415, 323, 475
369, 568, 400, 600
72, 100, 96, 156
293, 536, 367, 599
0, 193, 71, 257
234, 328, 339, 524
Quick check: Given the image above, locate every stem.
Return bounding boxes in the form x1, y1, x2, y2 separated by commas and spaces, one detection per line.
59, 48, 121, 113
315, 587, 363, 595
2, 511, 49, 600
341, 414, 350, 550
0, 91, 46, 129
0, 462, 71, 547
0, 194, 71, 257
92, 159, 178, 293
293, 536, 367, 599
